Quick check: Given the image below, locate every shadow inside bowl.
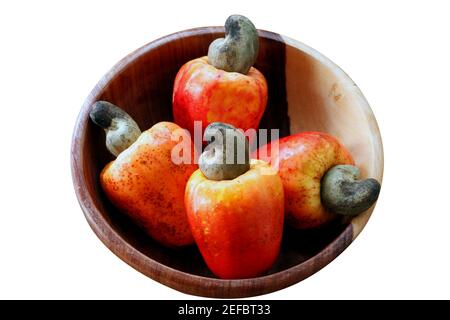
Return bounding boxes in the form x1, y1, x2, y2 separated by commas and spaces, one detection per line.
103, 194, 347, 277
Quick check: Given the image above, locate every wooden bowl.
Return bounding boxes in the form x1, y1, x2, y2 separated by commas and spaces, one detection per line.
71, 27, 383, 298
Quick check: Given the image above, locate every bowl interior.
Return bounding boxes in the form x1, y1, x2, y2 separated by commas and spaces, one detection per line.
73, 28, 382, 295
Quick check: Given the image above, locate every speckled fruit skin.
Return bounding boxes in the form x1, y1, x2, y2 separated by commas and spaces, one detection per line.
173, 57, 268, 136
100, 122, 197, 247
185, 160, 284, 279
256, 132, 354, 229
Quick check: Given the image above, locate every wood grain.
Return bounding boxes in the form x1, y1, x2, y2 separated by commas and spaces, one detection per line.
281, 35, 384, 239
71, 27, 383, 298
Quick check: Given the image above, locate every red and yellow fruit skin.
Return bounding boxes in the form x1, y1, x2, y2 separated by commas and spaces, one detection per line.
256, 132, 354, 229
173, 57, 268, 137
100, 122, 197, 247
185, 160, 284, 279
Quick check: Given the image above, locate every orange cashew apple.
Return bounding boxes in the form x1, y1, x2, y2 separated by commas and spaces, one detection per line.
172, 15, 267, 137
256, 132, 381, 229
90, 101, 197, 247
185, 123, 284, 279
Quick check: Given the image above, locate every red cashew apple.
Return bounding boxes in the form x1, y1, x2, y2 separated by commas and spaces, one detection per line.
90, 101, 197, 247
256, 132, 381, 229
172, 15, 267, 137
185, 123, 284, 279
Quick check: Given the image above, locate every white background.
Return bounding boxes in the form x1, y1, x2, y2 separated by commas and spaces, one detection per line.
1, 0, 449, 299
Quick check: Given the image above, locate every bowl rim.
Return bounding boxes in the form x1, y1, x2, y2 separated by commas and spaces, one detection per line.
71, 26, 383, 298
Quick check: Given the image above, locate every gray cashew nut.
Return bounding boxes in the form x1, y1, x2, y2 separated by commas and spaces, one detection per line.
89, 101, 141, 157
208, 14, 259, 74
321, 165, 381, 216
199, 122, 250, 181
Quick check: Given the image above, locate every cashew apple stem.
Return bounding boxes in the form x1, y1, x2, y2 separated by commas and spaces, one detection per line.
89, 101, 141, 157
208, 14, 259, 74
321, 165, 381, 216
199, 122, 250, 180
